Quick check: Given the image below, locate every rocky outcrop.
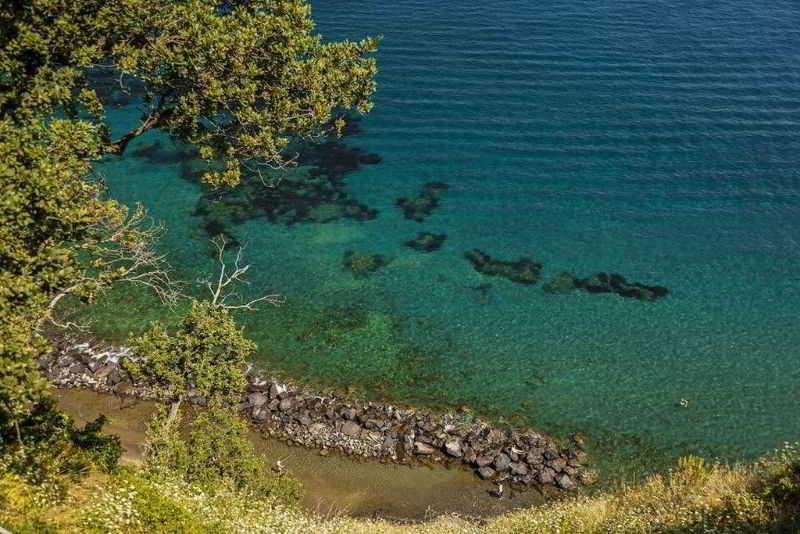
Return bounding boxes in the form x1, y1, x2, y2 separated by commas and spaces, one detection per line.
396, 182, 449, 222
464, 249, 543, 285
578, 272, 668, 301
405, 232, 446, 252
343, 251, 390, 278
42, 338, 585, 491
542, 272, 668, 301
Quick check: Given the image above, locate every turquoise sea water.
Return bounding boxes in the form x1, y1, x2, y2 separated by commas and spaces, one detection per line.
90, 1, 800, 476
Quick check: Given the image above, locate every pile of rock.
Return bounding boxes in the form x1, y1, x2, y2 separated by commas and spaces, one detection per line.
41, 338, 584, 491
396, 182, 449, 222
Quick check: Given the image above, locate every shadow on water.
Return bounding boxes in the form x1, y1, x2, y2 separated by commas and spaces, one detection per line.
183, 116, 382, 246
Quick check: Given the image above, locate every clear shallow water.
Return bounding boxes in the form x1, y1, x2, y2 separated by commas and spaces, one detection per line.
86, 0, 800, 477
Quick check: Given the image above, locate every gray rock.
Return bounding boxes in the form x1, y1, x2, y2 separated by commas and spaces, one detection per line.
382, 435, 398, 452
475, 455, 494, 467
269, 382, 287, 399
413, 441, 436, 455
547, 457, 567, 472
279, 398, 294, 412
526, 449, 544, 465
106, 367, 125, 386
444, 440, 463, 458
341, 408, 357, 420
252, 408, 269, 422
543, 448, 559, 460
539, 467, 556, 485
556, 473, 576, 490
341, 421, 361, 437
67, 363, 89, 376
248, 392, 268, 407
463, 447, 477, 464
296, 414, 312, 426
509, 461, 529, 476
493, 453, 511, 472
477, 466, 496, 480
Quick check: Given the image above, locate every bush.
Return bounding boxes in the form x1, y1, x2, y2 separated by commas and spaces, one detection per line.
143, 403, 302, 505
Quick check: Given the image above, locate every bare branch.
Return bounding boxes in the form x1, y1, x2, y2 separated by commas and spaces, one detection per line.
205, 235, 285, 310
39, 204, 185, 331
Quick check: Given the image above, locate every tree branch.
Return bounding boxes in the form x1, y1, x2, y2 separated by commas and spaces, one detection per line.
206, 235, 285, 310
108, 107, 172, 155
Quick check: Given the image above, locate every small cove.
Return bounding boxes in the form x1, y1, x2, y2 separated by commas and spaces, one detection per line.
73, 0, 800, 483
56, 388, 550, 521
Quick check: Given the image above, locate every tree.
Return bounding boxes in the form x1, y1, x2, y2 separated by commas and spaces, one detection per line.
0, 117, 172, 463
0, 0, 377, 477
127, 300, 255, 418
1, 0, 379, 185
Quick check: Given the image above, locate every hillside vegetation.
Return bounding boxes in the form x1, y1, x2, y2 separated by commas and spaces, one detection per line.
2, 445, 799, 533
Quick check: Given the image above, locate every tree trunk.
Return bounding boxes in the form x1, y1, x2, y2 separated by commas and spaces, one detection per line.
166, 395, 183, 427
109, 108, 172, 155
14, 420, 24, 453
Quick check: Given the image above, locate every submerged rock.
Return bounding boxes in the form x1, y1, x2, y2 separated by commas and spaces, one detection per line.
542, 272, 580, 294
578, 272, 668, 301
464, 249, 543, 285
542, 271, 668, 301
396, 182, 449, 222
405, 232, 447, 252
343, 251, 390, 278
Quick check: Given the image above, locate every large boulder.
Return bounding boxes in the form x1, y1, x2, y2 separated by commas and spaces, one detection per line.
248, 392, 268, 408
414, 441, 436, 455
444, 440, 463, 458
493, 452, 511, 472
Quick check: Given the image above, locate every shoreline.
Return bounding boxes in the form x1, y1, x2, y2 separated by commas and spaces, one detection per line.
41, 336, 588, 492
56, 388, 555, 520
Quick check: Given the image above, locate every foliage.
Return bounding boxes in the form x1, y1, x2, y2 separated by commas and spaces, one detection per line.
1, 448, 799, 532
141, 405, 189, 479
69, 416, 123, 474
0, 117, 116, 439
144, 402, 302, 500
126, 300, 254, 406
1, 0, 377, 486
0, 115, 161, 483
1, 0, 379, 185
0, 397, 120, 507
80, 472, 311, 534
82, 475, 204, 534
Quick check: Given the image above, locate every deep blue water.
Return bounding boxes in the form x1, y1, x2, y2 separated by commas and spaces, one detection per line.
94, 0, 800, 475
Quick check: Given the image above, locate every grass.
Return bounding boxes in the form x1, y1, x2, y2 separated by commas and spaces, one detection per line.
2, 445, 798, 533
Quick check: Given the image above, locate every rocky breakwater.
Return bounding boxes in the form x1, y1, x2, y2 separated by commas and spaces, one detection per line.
41, 338, 587, 491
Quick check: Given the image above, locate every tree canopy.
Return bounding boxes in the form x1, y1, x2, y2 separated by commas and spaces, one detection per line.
1, 0, 378, 184
0, 0, 378, 481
